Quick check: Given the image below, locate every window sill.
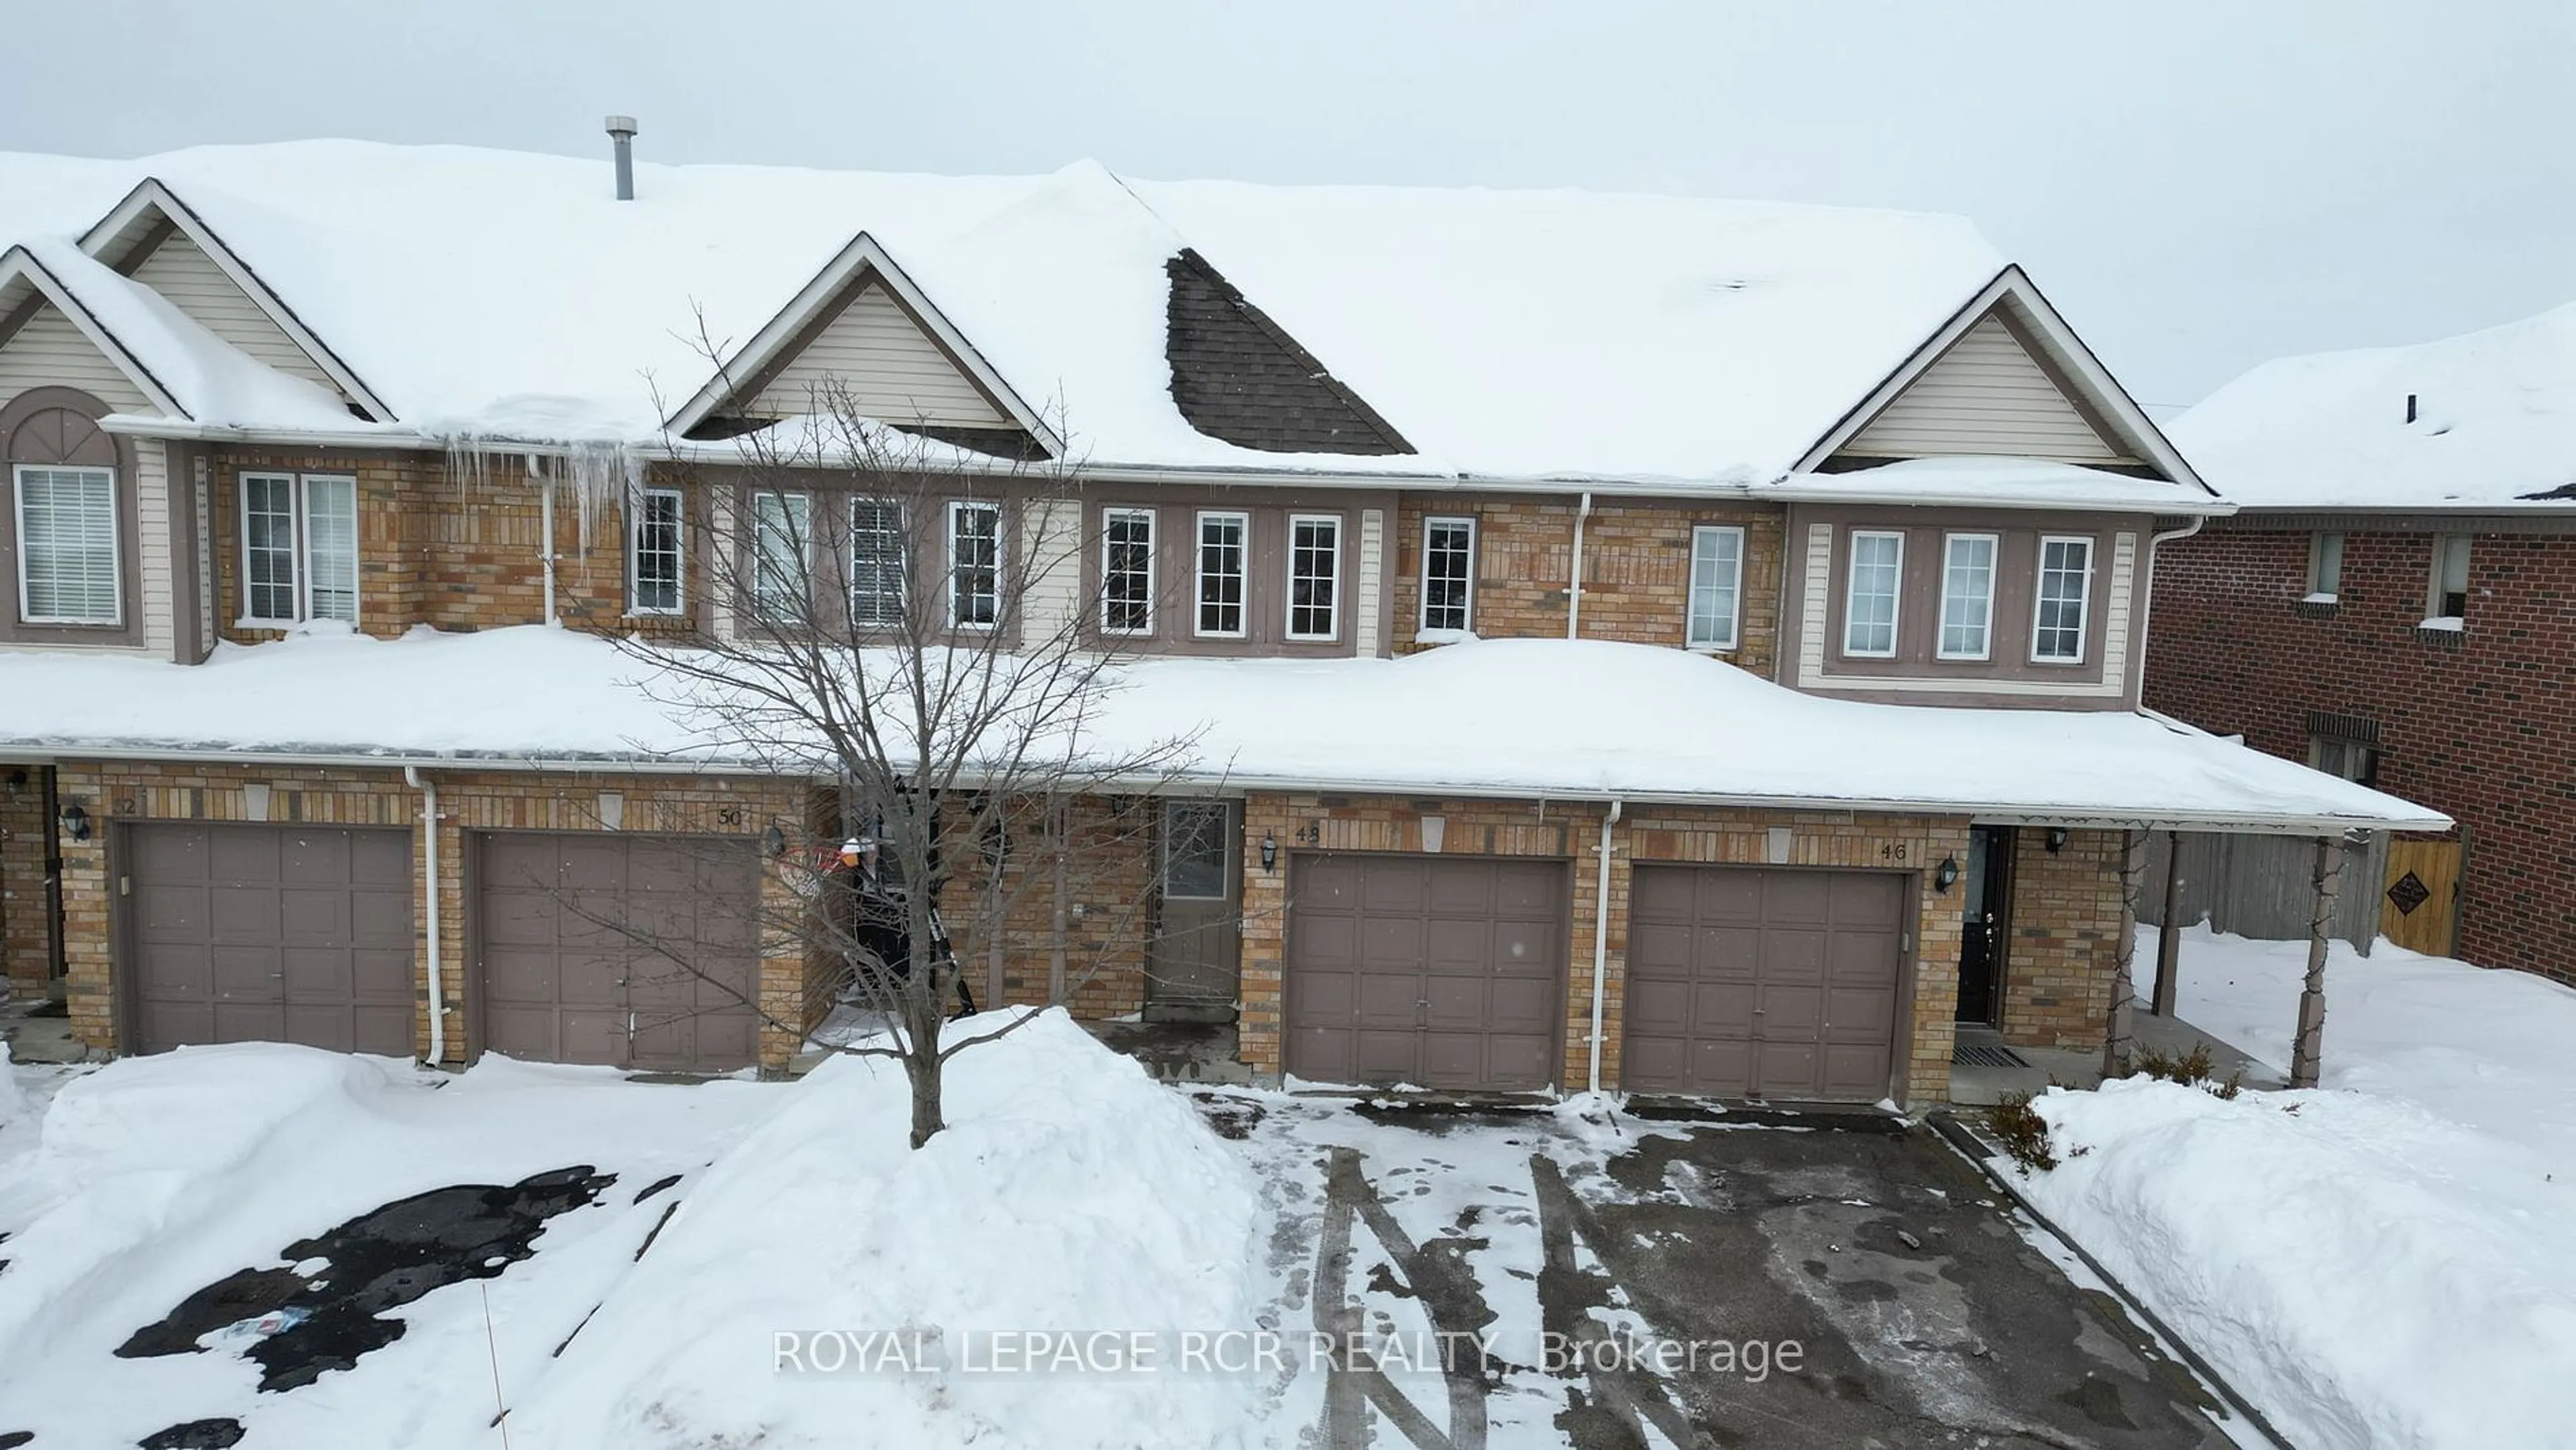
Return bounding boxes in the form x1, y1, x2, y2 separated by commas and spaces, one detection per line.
2415, 618, 2465, 648
1414, 628, 1477, 646
2294, 595, 2341, 619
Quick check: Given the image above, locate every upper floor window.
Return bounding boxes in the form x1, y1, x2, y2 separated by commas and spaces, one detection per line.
1102, 507, 1155, 635
849, 498, 906, 627
628, 486, 684, 615
2307, 531, 2343, 602
1421, 516, 1477, 634
1195, 511, 1248, 639
2310, 734, 2379, 788
1686, 524, 1743, 651
1842, 530, 1902, 658
15, 464, 119, 625
1287, 514, 1342, 641
949, 499, 1002, 629
749, 490, 812, 623
1937, 533, 1996, 660
2031, 535, 2094, 663
2428, 535, 2470, 622
240, 471, 357, 627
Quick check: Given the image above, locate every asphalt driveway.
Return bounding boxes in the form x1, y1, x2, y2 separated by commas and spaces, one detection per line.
1199, 1093, 2239, 1449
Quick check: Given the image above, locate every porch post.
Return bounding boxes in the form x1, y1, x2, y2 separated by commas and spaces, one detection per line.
2290, 834, 2341, 1088
2101, 829, 2145, 1078
2151, 830, 2184, 1016
1046, 800, 1070, 1002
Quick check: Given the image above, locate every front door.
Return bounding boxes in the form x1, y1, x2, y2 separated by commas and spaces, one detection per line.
1955, 825, 2014, 1025
1147, 799, 1240, 1022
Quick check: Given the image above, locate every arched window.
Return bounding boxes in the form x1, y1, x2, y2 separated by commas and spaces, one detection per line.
7, 405, 121, 625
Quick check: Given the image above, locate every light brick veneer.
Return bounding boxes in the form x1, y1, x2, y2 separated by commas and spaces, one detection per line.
2001, 827, 2132, 1049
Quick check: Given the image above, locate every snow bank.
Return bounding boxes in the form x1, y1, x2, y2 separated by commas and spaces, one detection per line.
2018, 1078, 2576, 1449
0, 1041, 23, 1128
506, 1010, 1265, 1450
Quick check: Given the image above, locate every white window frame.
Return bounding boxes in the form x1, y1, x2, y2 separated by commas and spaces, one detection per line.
1193, 509, 1249, 639
747, 489, 814, 623
947, 498, 1003, 631
627, 484, 686, 616
2428, 534, 2470, 623
13, 463, 121, 626
1285, 512, 1344, 642
2306, 531, 2343, 603
1936, 531, 1998, 662
1841, 529, 1904, 660
1419, 515, 1477, 635
848, 496, 907, 627
237, 470, 358, 629
2030, 534, 2096, 664
1100, 506, 1157, 637
1683, 523, 1744, 651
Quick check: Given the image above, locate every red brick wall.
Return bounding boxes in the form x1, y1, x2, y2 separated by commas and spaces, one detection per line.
2144, 524, 2575, 984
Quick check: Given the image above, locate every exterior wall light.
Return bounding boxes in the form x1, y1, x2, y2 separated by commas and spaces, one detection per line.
1260, 833, 1278, 872
1933, 855, 1959, 893
761, 824, 787, 857
60, 802, 91, 842
2045, 827, 2069, 854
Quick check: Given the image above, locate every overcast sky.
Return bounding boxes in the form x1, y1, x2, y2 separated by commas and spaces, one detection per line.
6, 0, 2567, 411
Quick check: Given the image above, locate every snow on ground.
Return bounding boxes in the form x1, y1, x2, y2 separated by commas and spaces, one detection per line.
2011, 926, 2576, 1449
0, 1011, 1264, 1449
0, 625, 2445, 835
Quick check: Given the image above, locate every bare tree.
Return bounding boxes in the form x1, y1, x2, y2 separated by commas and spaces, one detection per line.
574, 376, 1201, 1147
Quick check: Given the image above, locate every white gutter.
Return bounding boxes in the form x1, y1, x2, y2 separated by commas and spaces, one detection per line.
1760, 484, 2235, 517
1568, 491, 1593, 639
1587, 798, 1622, 1092
402, 765, 446, 1066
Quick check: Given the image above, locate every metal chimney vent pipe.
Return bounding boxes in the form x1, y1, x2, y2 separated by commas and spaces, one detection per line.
605, 115, 638, 201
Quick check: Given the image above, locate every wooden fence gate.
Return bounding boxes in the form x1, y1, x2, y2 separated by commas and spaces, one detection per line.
2379, 837, 2464, 956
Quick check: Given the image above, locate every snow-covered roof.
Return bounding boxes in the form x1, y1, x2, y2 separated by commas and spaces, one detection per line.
0, 140, 2051, 486
1767, 457, 2226, 515
0, 628, 2443, 834
2173, 302, 2576, 510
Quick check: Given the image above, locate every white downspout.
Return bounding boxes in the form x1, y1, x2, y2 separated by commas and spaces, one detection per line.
403, 766, 446, 1066
1587, 797, 1623, 1093
1567, 491, 1593, 639
539, 477, 559, 626
2132, 514, 2205, 706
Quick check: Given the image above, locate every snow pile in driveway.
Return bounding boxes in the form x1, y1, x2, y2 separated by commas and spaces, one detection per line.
506, 1008, 1267, 1450
2017, 1078, 2576, 1450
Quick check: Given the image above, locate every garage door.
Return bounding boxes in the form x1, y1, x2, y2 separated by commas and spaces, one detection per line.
474, 832, 761, 1072
1622, 865, 1907, 1101
1285, 852, 1567, 1090
127, 822, 415, 1056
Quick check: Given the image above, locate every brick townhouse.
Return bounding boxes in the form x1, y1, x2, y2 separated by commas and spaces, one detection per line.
0, 134, 2438, 1106
2154, 303, 2576, 984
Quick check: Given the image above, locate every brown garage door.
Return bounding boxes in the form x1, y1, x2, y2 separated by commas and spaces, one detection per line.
1622, 865, 1907, 1102
474, 832, 761, 1072
127, 822, 415, 1056
1285, 852, 1567, 1090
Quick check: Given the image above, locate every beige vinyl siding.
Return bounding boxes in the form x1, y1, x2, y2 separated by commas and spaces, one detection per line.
0, 303, 156, 413
1843, 315, 2127, 464
1355, 506, 1386, 656
136, 439, 173, 658
753, 283, 1006, 426
127, 232, 345, 397
1020, 496, 1083, 641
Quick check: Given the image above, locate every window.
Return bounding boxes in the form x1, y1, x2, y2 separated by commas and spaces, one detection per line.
14, 465, 119, 624
1684, 524, 1743, 650
2430, 535, 2470, 621
1937, 533, 1997, 660
2307, 531, 2343, 601
2031, 535, 2094, 662
1842, 530, 1902, 658
1162, 800, 1231, 900
2310, 735, 2380, 789
948, 499, 1001, 629
1421, 516, 1477, 633
628, 486, 684, 615
1286, 514, 1342, 641
849, 498, 906, 626
1102, 507, 1155, 635
1195, 511, 1247, 638
749, 490, 812, 622
239, 471, 356, 626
